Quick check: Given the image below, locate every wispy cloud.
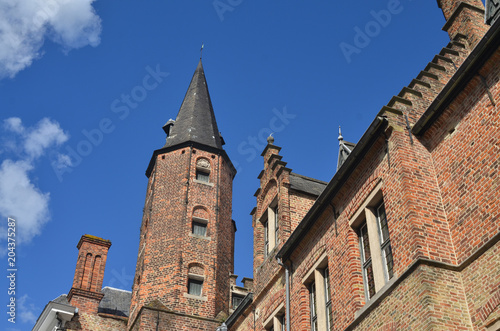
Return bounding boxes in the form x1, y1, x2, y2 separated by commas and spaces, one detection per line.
18, 294, 38, 324
0, 0, 102, 79
0, 117, 69, 248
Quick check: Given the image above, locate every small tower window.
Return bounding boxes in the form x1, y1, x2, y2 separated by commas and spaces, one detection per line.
192, 220, 207, 236
195, 158, 211, 183
188, 278, 203, 296
196, 170, 210, 183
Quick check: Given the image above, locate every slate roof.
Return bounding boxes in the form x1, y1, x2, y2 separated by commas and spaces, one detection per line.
289, 173, 327, 196
53, 294, 70, 305
98, 287, 132, 317
164, 60, 223, 150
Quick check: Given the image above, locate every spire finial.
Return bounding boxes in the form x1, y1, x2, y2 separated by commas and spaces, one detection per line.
200, 43, 204, 60
338, 126, 343, 144
267, 133, 275, 145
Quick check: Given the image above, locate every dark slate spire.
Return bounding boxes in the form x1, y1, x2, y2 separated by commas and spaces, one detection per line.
164, 60, 223, 150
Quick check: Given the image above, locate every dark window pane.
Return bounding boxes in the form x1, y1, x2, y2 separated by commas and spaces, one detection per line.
232, 295, 244, 309
264, 221, 269, 256
377, 204, 390, 243
324, 268, 332, 330
310, 282, 317, 331
192, 221, 207, 236
365, 263, 376, 299
274, 206, 279, 244
384, 244, 394, 279
196, 170, 209, 182
360, 224, 371, 262
188, 279, 203, 296
324, 268, 331, 301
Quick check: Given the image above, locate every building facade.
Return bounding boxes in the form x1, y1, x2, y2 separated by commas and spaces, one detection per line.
34, 0, 500, 330
228, 0, 500, 330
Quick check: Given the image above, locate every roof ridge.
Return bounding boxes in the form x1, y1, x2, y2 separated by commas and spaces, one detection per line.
102, 286, 132, 293
290, 172, 328, 185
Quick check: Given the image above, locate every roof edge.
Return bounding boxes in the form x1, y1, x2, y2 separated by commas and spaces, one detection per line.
413, 17, 500, 134
145, 141, 236, 178
225, 293, 253, 328
277, 116, 388, 261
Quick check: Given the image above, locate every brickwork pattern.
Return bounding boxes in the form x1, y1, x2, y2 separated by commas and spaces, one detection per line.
128, 146, 234, 329
68, 235, 111, 314
232, 2, 499, 331
66, 312, 127, 331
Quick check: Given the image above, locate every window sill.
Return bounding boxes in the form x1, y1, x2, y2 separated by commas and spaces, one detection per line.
193, 179, 214, 187
354, 276, 397, 319
183, 293, 207, 301
189, 233, 211, 241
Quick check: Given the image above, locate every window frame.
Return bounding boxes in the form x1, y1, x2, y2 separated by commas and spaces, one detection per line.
359, 222, 376, 300
231, 294, 244, 310
274, 204, 279, 245
264, 220, 269, 258
187, 278, 203, 296
261, 197, 279, 259
192, 219, 207, 237
376, 203, 394, 281
263, 303, 285, 331
302, 253, 331, 330
310, 282, 318, 331
349, 181, 394, 301
195, 169, 210, 183
324, 268, 333, 330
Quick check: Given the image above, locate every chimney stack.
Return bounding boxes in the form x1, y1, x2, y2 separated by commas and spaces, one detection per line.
437, 0, 488, 49
67, 235, 111, 314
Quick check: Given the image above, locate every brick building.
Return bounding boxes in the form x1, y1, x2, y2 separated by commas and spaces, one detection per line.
34, 0, 499, 330
228, 1, 500, 330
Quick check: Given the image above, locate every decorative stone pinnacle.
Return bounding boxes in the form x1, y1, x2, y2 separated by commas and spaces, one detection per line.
267, 133, 274, 145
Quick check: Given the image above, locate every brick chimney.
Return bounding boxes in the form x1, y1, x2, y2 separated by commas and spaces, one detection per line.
437, 0, 488, 49
67, 235, 111, 314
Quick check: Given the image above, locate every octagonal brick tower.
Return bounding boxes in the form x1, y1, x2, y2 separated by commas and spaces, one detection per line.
128, 60, 236, 330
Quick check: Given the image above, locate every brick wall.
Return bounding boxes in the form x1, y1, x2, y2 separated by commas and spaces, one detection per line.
128, 145, 235, 329
231, 2, 498, 330
68, 235, 111, 314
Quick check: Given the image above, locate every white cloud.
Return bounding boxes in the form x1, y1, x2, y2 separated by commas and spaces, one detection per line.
0, 117, 69, 248
18, 294, 38, 324
4, 117, 25, 134
24, 117, 69, 158
0, 0, 102, 79
0, 160, 49, 245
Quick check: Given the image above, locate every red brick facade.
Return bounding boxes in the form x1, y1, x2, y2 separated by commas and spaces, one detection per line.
229, 1, 500, 330
41, 1, 499, 330
67, 235, 111, 314
127, 145, 236, 330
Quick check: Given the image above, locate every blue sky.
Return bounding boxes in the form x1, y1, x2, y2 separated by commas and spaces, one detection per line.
0, 0, 457, 329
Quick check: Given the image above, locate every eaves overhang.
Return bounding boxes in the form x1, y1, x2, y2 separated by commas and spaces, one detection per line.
32, 300, 76, 331
276, 116, 388, 262
145, 141, 237, 178
413, 17, 500, 135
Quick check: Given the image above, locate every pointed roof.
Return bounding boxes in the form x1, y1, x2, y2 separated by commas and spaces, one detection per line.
164, 60, 223, 150
337, 127, 356, 171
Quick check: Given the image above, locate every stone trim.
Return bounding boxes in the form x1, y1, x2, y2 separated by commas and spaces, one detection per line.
345, 232, 500, 330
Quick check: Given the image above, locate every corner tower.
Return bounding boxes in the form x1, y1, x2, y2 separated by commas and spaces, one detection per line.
128, 60, 236, 330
